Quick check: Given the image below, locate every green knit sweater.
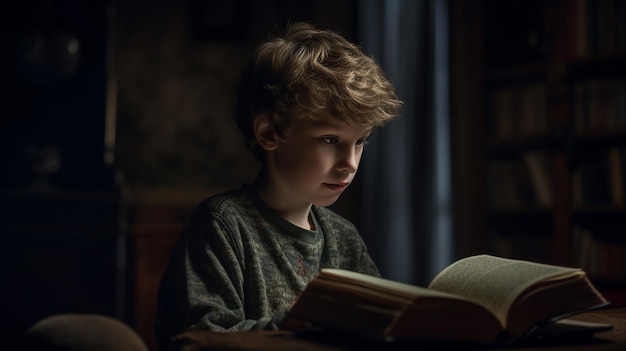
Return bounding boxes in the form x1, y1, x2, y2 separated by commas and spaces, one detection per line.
155, 184, 379, 350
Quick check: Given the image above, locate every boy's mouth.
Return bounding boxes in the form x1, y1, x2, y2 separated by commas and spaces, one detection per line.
324, 182, 349, 191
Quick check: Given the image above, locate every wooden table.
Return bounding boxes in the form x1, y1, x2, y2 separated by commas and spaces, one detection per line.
174, 307, 626, 350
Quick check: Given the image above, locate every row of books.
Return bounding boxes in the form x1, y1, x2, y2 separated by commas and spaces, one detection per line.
486, 146, 625, 209
572, 78, 626, 134
549, 0, 626, 60
486, 152, 553, 209
572, 146, 626, 207
488, 82, 549, 140
489, 78, 626, 141
570, 224, 626, 281
485, 223, 626, 284
486, 228, 551, 265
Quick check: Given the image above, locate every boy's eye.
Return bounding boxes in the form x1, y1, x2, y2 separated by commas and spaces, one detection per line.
320, 136, 339, 144
356, 138, 369, 147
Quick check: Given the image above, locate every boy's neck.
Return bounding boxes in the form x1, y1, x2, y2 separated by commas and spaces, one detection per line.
252, 174, 314, 230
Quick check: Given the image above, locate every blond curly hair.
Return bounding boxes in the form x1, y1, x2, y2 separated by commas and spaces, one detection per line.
235, 22, 402, 160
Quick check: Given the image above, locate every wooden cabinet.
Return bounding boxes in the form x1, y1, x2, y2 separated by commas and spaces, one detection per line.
132, 204, 187, 351
129, 189, 220, 351
451, 0, 626, 306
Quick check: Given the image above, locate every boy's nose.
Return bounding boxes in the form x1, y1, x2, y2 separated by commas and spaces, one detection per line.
336, 147, 358, 173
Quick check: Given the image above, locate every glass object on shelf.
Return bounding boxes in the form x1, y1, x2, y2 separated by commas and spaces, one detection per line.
28, 144, 62, 191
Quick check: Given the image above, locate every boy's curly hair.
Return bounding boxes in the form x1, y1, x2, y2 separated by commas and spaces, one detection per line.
235, 22, 403, 160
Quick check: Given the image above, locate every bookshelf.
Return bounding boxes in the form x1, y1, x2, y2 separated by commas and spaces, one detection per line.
452, 0, 626, 306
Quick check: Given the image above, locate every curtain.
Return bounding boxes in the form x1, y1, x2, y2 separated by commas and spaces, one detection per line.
358, 0, 453, 285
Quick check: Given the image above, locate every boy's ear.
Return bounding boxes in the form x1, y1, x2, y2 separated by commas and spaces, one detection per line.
253, 114, 278, 151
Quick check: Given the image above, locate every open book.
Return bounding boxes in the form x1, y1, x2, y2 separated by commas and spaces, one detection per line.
287, 254, 610, 345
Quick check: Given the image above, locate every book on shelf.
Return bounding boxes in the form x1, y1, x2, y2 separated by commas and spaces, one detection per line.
608, 147, 625, 206
572, 147, 626, 207
523, 151, 554, 207
486, 160, 521, 208
572, 78, 626, 134
287, 254, 610, 346
486, 153, 553, 209
487, 228, 552, 265
548, 0, 626, 59
570, 224, 626, 281
489, 82, 548, 140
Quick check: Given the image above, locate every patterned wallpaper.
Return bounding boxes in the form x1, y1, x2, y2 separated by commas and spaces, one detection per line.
115, 0, 260, 196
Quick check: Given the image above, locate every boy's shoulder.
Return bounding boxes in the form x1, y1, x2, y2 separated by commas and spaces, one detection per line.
195, 186, 358, 233
195, 185, 255, 216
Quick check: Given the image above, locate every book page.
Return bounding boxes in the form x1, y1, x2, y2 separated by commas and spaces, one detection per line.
318, 269, 470, 301
427, 255, 580, 324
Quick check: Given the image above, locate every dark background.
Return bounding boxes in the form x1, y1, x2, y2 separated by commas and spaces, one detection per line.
2, 1, 625, 350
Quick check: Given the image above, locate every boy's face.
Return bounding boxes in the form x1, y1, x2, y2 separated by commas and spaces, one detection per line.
268, 114, 372, 207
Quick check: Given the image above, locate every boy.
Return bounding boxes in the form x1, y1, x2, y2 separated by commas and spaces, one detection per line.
155, 22, 402, 350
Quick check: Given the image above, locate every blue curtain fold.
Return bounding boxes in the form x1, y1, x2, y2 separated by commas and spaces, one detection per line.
358, 0, 453, 285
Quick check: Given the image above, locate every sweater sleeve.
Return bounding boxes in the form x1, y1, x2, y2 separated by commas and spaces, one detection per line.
154, 204, 284, 351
